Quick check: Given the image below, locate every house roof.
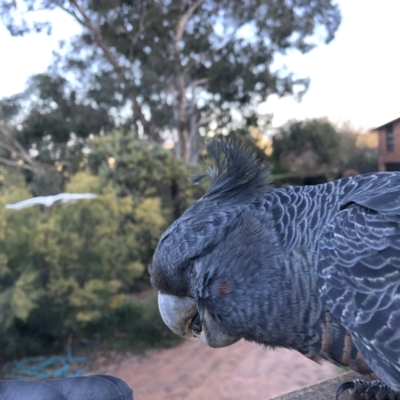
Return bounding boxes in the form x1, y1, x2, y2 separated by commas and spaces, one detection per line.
371, 117, 400, 131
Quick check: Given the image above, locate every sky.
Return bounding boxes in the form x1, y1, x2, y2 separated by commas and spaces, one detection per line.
1, 0, 399, 131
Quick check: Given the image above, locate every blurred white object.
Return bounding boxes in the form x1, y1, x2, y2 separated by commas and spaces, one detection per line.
5, 193, 97, 210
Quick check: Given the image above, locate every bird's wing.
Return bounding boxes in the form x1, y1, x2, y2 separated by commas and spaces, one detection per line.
5, 196, 49, 210
317, 187, 400, 389
62, 193, 97, 201
55, 193, 97, 203
5, 194, 97, 210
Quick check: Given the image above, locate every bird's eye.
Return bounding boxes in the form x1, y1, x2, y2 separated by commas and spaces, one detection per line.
189, 312, 203, 335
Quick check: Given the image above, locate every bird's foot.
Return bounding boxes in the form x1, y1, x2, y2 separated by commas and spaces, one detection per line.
336, 379, 400, 400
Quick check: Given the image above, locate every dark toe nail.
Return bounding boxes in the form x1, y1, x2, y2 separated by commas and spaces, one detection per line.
336, 381, 355, 400
365, 384, 379, 396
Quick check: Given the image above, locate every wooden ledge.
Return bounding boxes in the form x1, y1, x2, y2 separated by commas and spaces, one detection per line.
267, 371, 364, 399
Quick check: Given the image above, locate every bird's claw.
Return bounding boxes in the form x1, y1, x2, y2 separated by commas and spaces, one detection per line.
336, 380, 355, 399
336, 379, 400, 400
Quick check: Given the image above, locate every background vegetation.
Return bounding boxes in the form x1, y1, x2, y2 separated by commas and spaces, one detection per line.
1, 0, 341, 162
0, 120, 378, 359
0, 0, 377, 360
0, 134, 205, 358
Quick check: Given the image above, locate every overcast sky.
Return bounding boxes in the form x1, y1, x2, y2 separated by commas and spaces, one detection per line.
1, 0, 399, 131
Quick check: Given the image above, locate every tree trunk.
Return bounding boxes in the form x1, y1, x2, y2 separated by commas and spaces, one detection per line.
188, 102, 203, 164
172, 0, 206, 163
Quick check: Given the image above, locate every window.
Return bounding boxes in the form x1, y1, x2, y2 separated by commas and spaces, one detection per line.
386, 123, 394, 152
385, 163, 400, 171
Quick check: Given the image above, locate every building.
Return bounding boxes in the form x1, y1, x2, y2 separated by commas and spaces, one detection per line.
372, 117, 400, 172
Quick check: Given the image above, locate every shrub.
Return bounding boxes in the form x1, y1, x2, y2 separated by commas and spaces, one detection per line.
0, 136, 207, 357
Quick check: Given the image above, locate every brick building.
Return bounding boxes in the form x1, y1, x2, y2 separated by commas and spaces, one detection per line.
372, 117, 400, 172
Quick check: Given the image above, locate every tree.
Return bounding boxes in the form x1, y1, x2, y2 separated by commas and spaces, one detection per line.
0, 135, 207, 357
87, 132, 207, 222
336, 128, 378, 176
0, 121, 43, 174
272, 119, 379, 183
1, 0, 341, 162
0, 167, 160, 356
0, 74, 115, 195
272, 118, 341, 179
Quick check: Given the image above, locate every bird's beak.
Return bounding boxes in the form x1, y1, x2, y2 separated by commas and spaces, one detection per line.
158, 292, 240, 348
158, 292, 198, 341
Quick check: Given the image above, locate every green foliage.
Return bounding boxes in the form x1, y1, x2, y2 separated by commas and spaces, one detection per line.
57, 0, 340, 123
0, 93, 22, 120
273, 119, 341, 164
0, 0, 341, 160
271, 119, 378, 184
337, 130, 378, 174
0, 169, 141, 356
0, 134, 206, 358
0, 73, 116, 195
2, 74, 113, 176
272, 119, 341, 180
88, 132, 207, 222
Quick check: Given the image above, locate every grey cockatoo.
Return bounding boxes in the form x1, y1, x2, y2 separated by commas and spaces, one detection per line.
150, 140, 400, 399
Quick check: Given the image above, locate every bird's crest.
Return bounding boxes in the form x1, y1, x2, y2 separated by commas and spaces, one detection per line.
192, 139, 272, 200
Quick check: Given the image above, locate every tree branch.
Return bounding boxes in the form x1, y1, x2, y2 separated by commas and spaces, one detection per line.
53, 0, 161, 142
174, 0, 205, 46
172, 1, 205, 160
0, 156, 38, 172
0, 125, 46, 173
52, 2, 85, 25
67, 0, 123, 71
188, 78, 208, 90
118, 9, 160, 62
199, 110, 229, 126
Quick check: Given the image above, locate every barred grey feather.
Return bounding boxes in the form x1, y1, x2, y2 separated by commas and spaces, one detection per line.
318, 172, 400, 391
151, 141, 400, 396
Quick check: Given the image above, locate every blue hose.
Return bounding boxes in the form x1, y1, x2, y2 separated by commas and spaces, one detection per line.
2, 337, 89, 380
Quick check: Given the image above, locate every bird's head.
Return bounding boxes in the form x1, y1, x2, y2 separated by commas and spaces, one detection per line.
149, 140, 281, 348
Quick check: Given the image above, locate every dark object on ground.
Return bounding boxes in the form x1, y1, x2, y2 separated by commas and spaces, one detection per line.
0, 374, 133, 400
150, 140, 400, 399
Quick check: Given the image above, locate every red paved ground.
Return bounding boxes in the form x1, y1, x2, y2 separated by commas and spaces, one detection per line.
102, 339, 340, 400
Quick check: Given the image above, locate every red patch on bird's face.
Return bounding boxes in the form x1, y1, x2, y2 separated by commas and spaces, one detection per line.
218, 280, 230, 297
